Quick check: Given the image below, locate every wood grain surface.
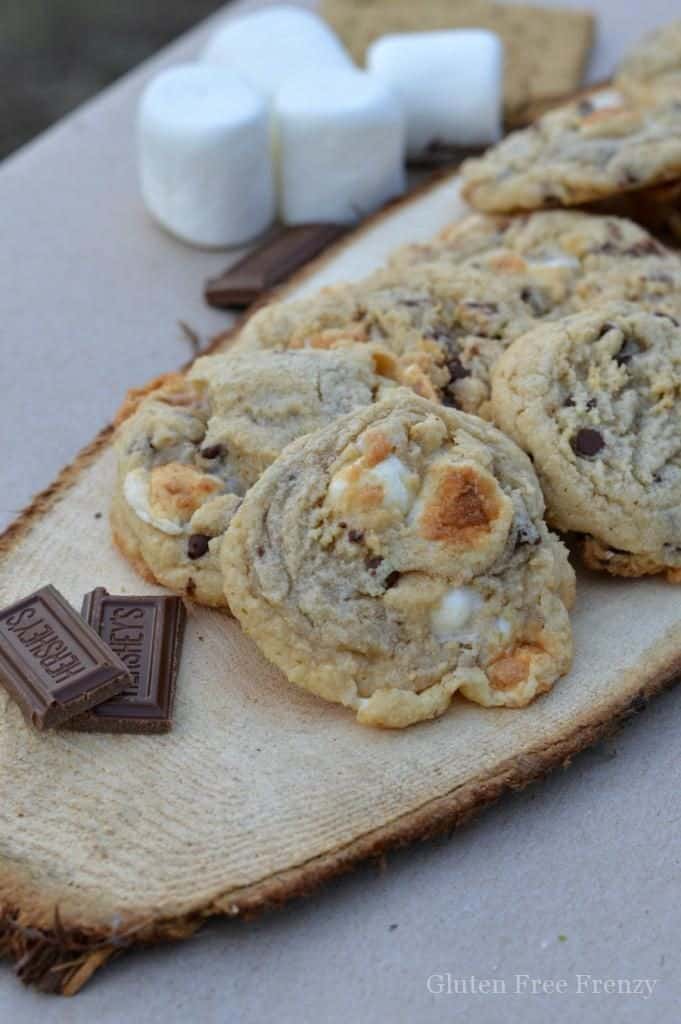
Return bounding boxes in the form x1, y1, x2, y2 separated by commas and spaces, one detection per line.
1, 171, 680, 995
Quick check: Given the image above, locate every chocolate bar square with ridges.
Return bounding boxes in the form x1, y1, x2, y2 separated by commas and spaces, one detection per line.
0, 585, 131, 730
64, 589, 186, 733
204, 223, 347, 308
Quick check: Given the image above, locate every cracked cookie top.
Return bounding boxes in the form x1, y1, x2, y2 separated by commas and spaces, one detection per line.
233, 262, 547, 418
491, 304, 681, 581
390, 212, 681, 319
236, 213, 681, 421
460, 95, 681, 212
112, 348, 396, 607
221, 392, 575, 727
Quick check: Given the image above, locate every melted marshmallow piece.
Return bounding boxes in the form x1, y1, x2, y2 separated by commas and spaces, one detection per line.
201, 6, 353, 99
365, 455, 414, 513
526, 248, 580, 270
496, 617, 512, 639
137, 64, 275, 247
123, 468, 184, 536
581, 89, 627, 112
431, 586, 483, 642
328, 448, 418, 517
367, 31, 503, 158
274, 68, 406, 225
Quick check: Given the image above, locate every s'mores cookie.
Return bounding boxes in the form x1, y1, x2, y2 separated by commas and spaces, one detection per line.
492, 305, 681, 582
111, 348, 396, 607
222, 393, 575, 727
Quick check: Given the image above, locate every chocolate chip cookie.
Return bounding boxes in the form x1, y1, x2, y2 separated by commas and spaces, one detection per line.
391, 209, 681, 320
234, 262, 547, 418
491, 304, 681, 581
222, 392, 575, 727
461, 94, 681, 213
111, 348, 395, 607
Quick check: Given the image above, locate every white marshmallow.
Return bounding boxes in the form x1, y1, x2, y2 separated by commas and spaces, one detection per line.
137, 64, 275, 248
496, 617, 512, 639
367, 30, 503, 158
328, 475, 349, 505
526, 248, 580, 269
275, 68, 406, 224
124, 469, 185, 535
366, 455, 414, 513
583, 89, 625, 111
431, 587, 483, 642
201, 6, 353, 99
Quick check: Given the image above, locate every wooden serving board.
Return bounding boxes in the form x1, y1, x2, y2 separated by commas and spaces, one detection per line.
2, 172, 681, 996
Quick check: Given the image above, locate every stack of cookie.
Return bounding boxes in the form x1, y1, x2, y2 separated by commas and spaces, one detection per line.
111, 22, 681, 729
461, 20, 681, 241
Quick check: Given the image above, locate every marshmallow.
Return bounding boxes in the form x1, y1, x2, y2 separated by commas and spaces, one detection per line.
275, 68, 406, 224
366, 456, 415, 513
137, 64, 275, 248
124, 469, 185, 535
367, 31, 503, 158
201, 6, 353, 98
431, 587, 483, 642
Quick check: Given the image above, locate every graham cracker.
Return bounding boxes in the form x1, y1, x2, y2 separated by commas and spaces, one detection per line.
320, 0, 594, 124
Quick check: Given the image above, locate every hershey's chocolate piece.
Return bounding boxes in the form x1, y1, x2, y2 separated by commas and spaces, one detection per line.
0, 585, 131, 730
408, 141, 485, 168
64, 589, 186, 734
204, 223, 348, 308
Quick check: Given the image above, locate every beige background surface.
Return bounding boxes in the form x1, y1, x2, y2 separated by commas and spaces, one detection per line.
1, 1, 680, 1021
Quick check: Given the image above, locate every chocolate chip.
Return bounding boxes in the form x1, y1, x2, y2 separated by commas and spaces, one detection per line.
201, 443, 224, 459
520, 286, 550, 316
427, 325, 466, 345
613, 337, 640, 365
348, 529, 365, 543
186, 577, 196, 597
384, 570, 401, 589
256, 545, 265, 557
365, 556, 383, 573
516, 520, 540, 546
564, 395, 595, 409
442, 392, 460, 408
187, 534, 210, 559
447, 356, 470, 381
464, 301, 498, 315
626, 239, 664, 257
338, 521, 347, 529
572, 428, 605, 457
654, 312, 680, 326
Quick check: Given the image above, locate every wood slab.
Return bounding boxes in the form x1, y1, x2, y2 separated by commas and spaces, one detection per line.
1, 172, 680, 996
